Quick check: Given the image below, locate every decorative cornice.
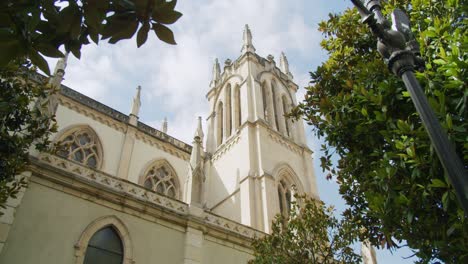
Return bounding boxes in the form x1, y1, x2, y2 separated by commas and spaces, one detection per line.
58, 96, 127, 133
58, 86, 192, 157
34, 153, 263, 239
212, 133, 242, 162
61, 86, 130, 123
134, 131, 191, 161
267, 131, 304, 155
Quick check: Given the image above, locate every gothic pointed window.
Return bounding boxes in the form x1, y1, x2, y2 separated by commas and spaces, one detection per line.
225, 84, 232, 137
278, 179, 292, 218
217, 102, 224, 146
83, 226, 123, 264
261, 82, 269, 124
234, 85, 241, 130
56, 126, 103, 169
271, 82, 279, 131
282, 95, 290, 137
141, 160, 179, 199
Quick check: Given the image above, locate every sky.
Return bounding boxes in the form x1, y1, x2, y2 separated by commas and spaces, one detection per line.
51, 0, 418, 263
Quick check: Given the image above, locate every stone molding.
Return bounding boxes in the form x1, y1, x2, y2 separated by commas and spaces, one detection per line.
59, 86, 192, 156
58, 96, 127, 133
203, 212, 263, 239
35, 153, 263, 240
74, 215, 135, 264
134, 132, 190, 161
267, 131, 304, 155
38, 153, 188, 215
211, 133, 241, 162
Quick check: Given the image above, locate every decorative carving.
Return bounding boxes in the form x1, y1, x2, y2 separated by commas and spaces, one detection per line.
38, 153, 187, 215
142, 160, 179, 199
56, 126, 103, 169
37, 153, 264, 240
268, 131, 303, 155
203, 213, 264, 239
212, 134, 241, 161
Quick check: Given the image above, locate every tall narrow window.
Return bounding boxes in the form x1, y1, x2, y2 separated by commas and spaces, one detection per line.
56, 126, 103, 169
225, 84, 232, 137
142, 160, 179, 199
217, 102, 224, 146
282, 95, 290, 137
278, 180, 292, 218
271, 82, 279, 131
84, 226, 123, 264
261, 82, 268, 123
234, 85, 241, 129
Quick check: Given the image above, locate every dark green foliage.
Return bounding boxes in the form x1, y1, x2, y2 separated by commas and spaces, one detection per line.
0, 61, 57, 211
249, 196, 361, 264
292, 0, 468, 262
0, 0, 183, 74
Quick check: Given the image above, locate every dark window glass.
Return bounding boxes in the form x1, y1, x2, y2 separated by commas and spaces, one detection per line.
84, 227, 123, 264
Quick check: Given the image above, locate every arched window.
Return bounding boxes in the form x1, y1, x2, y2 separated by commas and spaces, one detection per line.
282, 95, 290, 137
278, 179, 292, 218
141, 160, 180, 199
217, 101, 224, 146
56, 126, 103, 169
234, 85, 241, 130
271, 82, 279, 131
225, 84, 232, 137
261, 82, 269, 123
84, 226, 123, 264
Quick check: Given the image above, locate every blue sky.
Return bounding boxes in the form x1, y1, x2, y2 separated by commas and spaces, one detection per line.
54, 0, 418, 263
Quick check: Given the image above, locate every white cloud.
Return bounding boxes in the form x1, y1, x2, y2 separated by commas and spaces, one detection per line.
58, 0, 325, 143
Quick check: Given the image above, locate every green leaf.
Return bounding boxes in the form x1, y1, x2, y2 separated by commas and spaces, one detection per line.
153, 23, 176, 44
34, 43, 64, 58
0, 37, 20, 66
28, 49, 50, 75
429, 179, 447, 188
446, 114, 453, 129
361, 107, 368, 117
152, 10, 183, 25
442, 191, 449, 211
108, 19, 138, 44
137, 23, 150, 47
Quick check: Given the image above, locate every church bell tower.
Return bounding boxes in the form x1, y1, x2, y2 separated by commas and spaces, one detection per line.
201, 25, 318, 233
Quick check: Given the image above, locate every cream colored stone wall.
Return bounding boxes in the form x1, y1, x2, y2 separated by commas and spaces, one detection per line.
202, 237, 252, 264
0, 181, 186, 264
0, 177, 254, 264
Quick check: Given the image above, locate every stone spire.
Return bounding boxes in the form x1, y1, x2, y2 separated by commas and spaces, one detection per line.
279, 52, 293, 79
49, 52, 69, 89
185, 116, 205, 207
129, 85, 141, 126
194, 116, 204, 143
241, 24, 256, 54
40, 52, 69, 117
209, 58, 221, 88
162, 117, 168, 133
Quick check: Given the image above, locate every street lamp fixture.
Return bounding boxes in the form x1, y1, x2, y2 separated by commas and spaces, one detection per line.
350, 0, 468, 213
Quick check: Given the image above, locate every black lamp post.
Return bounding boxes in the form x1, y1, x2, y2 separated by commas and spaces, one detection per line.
350, 0, 468, 213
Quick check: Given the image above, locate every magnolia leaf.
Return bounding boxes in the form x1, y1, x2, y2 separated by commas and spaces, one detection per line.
153, 23, 176, 44
35, 43, 64, 58
29, 49, 50, 75
137, 23, 150, 47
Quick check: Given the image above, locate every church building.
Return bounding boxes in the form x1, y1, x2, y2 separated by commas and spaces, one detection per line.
0, 25, 319, 264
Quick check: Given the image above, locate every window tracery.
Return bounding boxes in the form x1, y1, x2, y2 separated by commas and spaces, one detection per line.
56, 126, 102, 169
142, 161, 179, 199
